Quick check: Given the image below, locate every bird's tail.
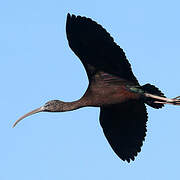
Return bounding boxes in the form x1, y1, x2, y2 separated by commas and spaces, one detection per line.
141, 84, 165, 109
141, 83, 180, 108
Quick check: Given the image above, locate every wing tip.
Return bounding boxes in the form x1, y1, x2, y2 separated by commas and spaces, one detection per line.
66, 13, 75, 34
67, 13, 77, 20
121, 154, 136, 163
66, 13, 78, 29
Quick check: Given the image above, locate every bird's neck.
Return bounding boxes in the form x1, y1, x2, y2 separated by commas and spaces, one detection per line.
61, 97, 90, 112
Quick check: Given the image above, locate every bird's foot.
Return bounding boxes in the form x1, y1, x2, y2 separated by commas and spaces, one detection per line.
144, 93, 180, 106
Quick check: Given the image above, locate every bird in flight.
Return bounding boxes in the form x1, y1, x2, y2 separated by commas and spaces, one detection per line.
13, 14, 180, 162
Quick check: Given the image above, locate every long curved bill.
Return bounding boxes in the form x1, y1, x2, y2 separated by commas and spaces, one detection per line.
12, 106, 44, 128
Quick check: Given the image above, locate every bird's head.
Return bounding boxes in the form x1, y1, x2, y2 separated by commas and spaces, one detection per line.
12, 100, 66, 128
43, 100, 65, 112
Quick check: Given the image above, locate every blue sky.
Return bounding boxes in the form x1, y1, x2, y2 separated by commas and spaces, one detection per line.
1, 0, 180, 179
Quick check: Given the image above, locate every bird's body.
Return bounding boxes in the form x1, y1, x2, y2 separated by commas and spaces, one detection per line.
13, 14, 180, 163
82, 73, 140, 107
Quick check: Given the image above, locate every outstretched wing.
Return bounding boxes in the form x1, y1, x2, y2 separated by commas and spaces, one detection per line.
100, 101, 148, 162
66, 13, 138, 83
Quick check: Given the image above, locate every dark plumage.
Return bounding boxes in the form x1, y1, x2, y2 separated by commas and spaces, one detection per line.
13, 14, 180, 162
66, 14, 138, 83
100, 101, 147, 162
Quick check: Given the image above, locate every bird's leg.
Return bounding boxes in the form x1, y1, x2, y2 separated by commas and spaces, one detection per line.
144, 93, 180, 105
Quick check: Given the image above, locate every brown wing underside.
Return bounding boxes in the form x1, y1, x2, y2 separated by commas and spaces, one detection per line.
100, 101, 148, 162
66, 13, 138, 84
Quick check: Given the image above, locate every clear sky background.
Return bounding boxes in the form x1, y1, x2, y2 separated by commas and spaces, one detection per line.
1, 0, 180, 179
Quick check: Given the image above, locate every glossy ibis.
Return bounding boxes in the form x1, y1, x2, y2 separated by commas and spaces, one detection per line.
13, 14, 180, 162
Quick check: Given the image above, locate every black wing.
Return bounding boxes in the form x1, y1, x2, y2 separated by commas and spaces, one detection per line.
100, 101, 148, 162
66, 13, 138, 83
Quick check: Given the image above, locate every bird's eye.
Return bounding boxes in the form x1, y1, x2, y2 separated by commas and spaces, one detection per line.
44, 102, 50, 107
